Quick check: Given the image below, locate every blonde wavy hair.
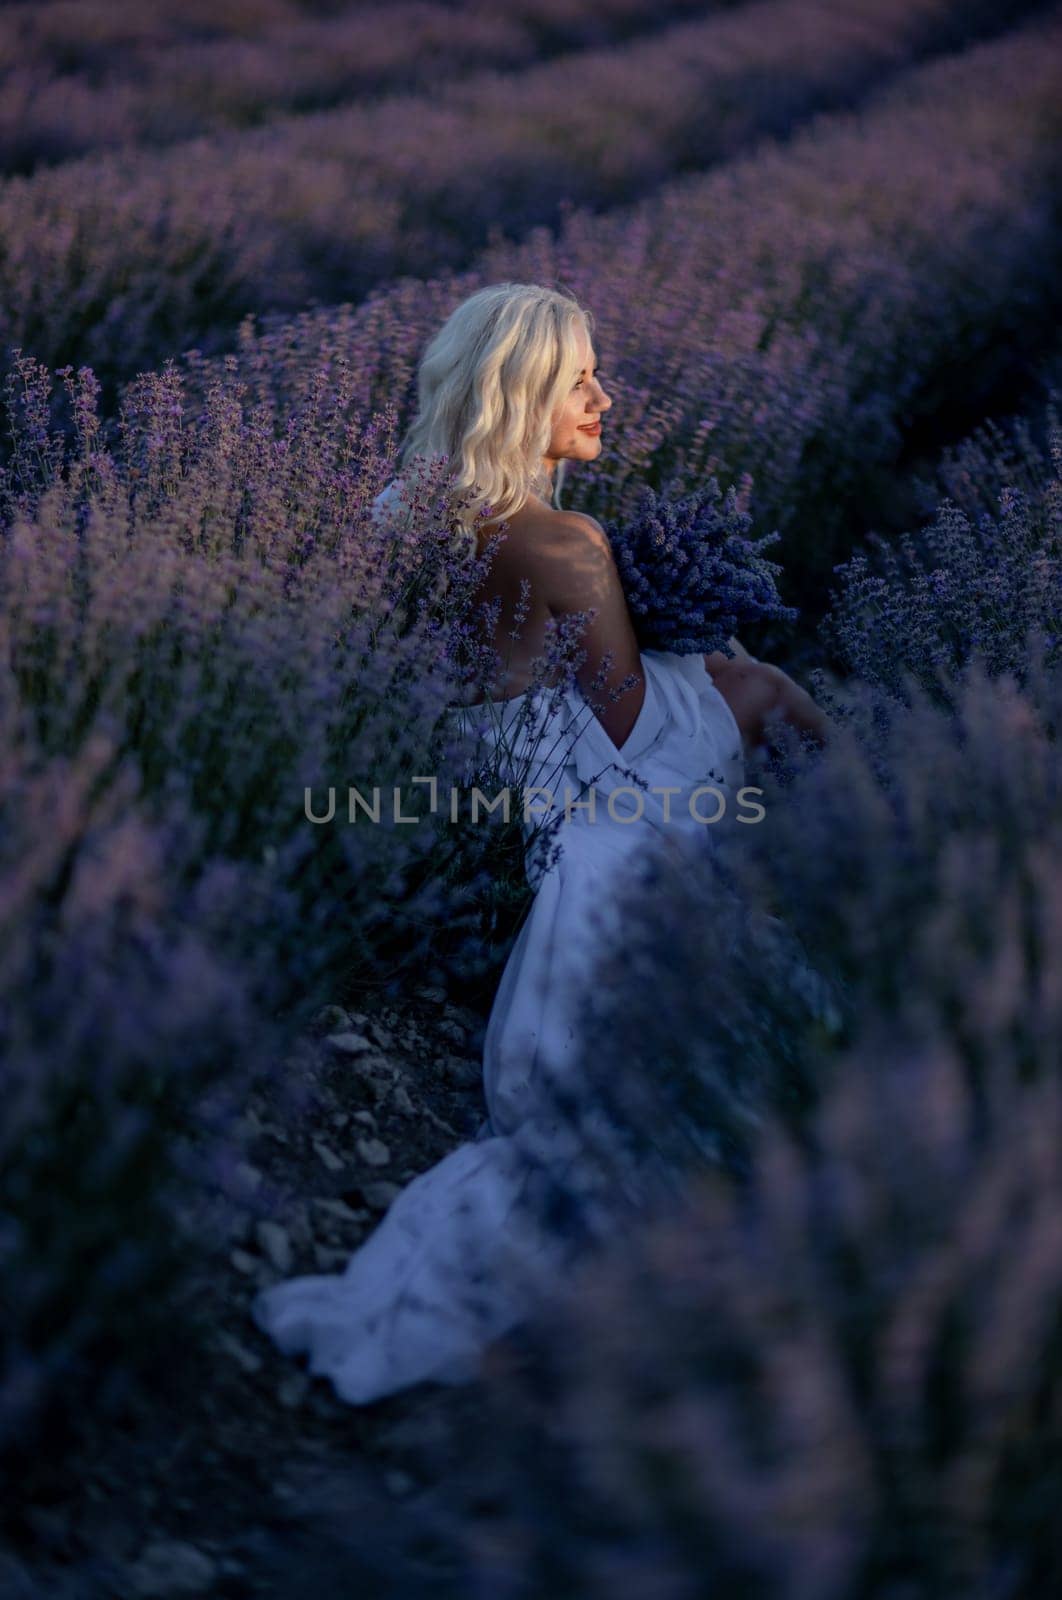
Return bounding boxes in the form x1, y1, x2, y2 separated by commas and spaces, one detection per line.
397, 281, 595, 543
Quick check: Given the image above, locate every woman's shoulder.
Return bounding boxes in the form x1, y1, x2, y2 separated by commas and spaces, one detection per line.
482, 503, 623, 624
516, 506, 617, 597
541, 505, 609, 544
480, 498, 608, 559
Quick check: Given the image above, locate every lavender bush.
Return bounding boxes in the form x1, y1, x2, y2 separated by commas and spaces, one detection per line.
461, 1025, 1062, 1599
0, 0, 1046, 401
0, 714, 295, 1482
0, 352, 551, 999
819, 392, 1061, 707
606, 479, 798, 655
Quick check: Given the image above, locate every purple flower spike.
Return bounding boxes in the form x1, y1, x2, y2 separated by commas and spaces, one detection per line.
605, 480, 798, 656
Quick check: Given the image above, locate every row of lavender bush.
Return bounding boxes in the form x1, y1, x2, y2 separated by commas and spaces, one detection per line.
444, 413, 1062, 1598
0, 0, 711, 76
0, 0, 723, 176
0, 360, 519, 1477
1, 0, 1043, 403
178, 9, 1062, 631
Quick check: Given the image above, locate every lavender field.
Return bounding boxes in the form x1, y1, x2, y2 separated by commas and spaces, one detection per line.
2, 3, 1061, 1597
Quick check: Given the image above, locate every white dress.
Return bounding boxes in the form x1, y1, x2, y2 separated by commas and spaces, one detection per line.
248, 485, 747, 1403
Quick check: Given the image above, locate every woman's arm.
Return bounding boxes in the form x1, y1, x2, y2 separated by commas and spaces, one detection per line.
535, 512, 647, 751
538, 526, 829, 754
704, 635, 757, 677
710, 655, 831, 751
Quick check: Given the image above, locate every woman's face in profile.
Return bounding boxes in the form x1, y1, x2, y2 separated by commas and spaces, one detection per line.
546, 321, 612, 469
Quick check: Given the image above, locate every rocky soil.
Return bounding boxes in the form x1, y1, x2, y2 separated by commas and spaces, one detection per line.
5, 985, 526, 1599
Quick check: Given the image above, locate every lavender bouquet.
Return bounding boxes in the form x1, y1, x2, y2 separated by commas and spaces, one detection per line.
605, 480, 798, 655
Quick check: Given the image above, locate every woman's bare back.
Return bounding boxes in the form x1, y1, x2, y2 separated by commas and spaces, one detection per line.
461, 497, 648, 748
461, 499, 561, 704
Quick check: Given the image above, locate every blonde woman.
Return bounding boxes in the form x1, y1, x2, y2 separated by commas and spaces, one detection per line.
251, 283, 830, 1403
372, 282, 826, 749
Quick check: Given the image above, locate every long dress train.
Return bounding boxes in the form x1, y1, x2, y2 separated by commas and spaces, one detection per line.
249, 644, 748, 1403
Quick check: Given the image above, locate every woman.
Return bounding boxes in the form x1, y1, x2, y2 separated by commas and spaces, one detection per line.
250, 283, 829, 1403
373, 282, 827, 752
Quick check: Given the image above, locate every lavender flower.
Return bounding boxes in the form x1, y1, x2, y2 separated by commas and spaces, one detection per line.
605, 480, 798, 655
